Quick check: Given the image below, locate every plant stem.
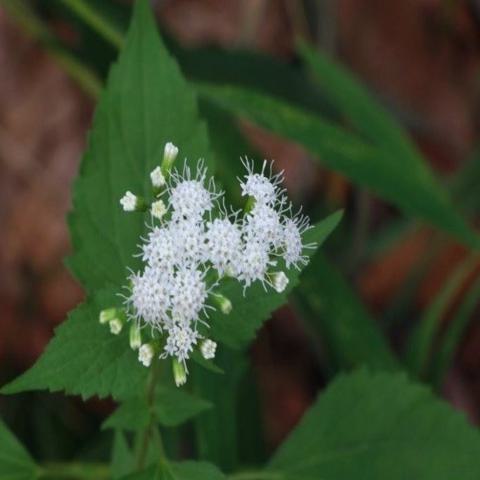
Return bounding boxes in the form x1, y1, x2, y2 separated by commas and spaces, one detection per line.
136, 357, 164, 469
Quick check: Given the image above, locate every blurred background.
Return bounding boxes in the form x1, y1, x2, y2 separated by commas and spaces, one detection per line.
1, 0, 480, 466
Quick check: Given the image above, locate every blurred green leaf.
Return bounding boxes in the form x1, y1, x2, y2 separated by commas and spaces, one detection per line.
431, 272, 480, 389
103, 387, 212, 431
67, 0, 212, 294
111, 431, 135, 479
120, 461, 225, 480
268, 369, 480, 480
199, 84, 478, 249
0, 418, 37, 480
1, 289, 147, 400
404, 253, 478, 378
295, 253, 398, 373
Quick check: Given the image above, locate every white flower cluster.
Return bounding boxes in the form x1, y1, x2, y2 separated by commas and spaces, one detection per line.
109, 144, 313, 386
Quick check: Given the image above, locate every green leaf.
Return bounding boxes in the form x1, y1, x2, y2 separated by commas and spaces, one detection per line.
0, 418, 37, 480
209, 211, 343, 349
295, 253, 398, 373
111, 430, 135, 479
404, 253, 477, 378
298, 41, 418, 161
268, 369, 480, 480
103, 387, 212, 430
68, 0, 211, 294
199, 84, 478, 249
120, 461, 225, 480
1, 289, 147, 400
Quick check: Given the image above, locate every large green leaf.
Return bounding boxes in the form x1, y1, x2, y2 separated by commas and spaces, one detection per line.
103, 387, 212, 430
120, 461, 225, 480
268, 369, 480, 480
67, 0, 211, 294
1, 288, 146, 400
295, 253, 398, 373
199, 84, 478, 249
209, 211, 343, 349
0, 418, 37, 480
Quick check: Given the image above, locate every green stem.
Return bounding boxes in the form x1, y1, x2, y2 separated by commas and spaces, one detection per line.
59, 0, 124, 49
37, 462, 109, 480
136, 357, 165, 469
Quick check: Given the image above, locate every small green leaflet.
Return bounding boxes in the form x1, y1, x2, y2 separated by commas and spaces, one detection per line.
103, 386, 212, 430
119, 461, 225, 480
267, 369, 480, 480
67, 0, 212, 294
0, 418, 37, 480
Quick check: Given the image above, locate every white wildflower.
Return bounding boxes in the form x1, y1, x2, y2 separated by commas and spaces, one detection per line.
120, 191, 140, 212
240, 158, 284, 206
205, 218, 242, 275
141, 227, 176, 271
151, 200, 167, 220
163, 324, 199, 363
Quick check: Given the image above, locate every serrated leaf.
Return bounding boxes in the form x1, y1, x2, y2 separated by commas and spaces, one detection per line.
0, 418, 37, 480
1, 289, 147, 400
103, 386, 212, 431
295, 253, 398, 373
209, 211, 343, 349
199, 84, 479, 249
68, 0, 211, 294
268, 369, 480, 480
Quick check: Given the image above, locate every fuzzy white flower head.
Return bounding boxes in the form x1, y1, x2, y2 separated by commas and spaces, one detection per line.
200, 339, 217, 360
243, 203, 283, 249
282, 214, 312, 269
128, 266, 173, 328
164, 324, 199, 363
151, 199, 167, 220
120, 191, 138, 212
168, 163, 219, 221
234, 240, 273, 288
170, 267, 208, 323
141, 227, 176, 271
169, 219, 206, 267
138, 343, 155, 367
150, 166, 166, 188
205, 217, 242, 275
240, 159, 284, 206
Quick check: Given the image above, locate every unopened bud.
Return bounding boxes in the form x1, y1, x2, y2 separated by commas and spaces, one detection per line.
150, 166, 166, 189
99, 307, 117, 324
151, 199, 167, 220
172, 359, 187, 387
129, 324, 142, 350
268, 271, 289, 293
200, 339, 217, 360
212, 293, 232, 315
109, 317, 123, 335
120, 191, 146, 212
138, 343, 155, 367
161, 142, 179, 175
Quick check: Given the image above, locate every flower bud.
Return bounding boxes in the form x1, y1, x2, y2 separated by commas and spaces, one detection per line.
212, 293, 232, 315
120, 191, 146, 212
150, 166, 166, 189
99, 307, 117, 324
200, 339, 217, 360
138, 343, 155, 367
172, 359, 187, 387
268, 271, 289, 293
109, 317, 124, 335
129, 324, 142, 350
161, 142, 178, 175
151, 199, 167, 220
